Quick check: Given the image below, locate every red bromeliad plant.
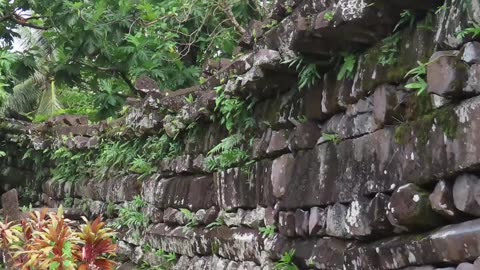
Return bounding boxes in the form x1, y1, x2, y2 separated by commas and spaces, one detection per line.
0, 207, 118, 270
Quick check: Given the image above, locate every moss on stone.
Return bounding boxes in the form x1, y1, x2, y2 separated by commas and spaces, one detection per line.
394, 103, 459, 145
435, 106, 458, 140
394, 123, 412, 144
413, 114, 435, 144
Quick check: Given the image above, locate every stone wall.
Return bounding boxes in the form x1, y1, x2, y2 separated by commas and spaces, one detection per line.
4, 0, 480, 269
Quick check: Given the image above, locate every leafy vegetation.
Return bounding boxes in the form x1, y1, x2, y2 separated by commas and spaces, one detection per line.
394, 10, 415, 32
140, 248, 177, 270
113, 196, 149, 232
322, 133, 341, 145
323, 11, 334, 22
206, 217, 226, 229
337, 55, 357, 80
379, 33, 401, 66
180, 208, 199, 229
0, 0, 268, 121
457, 23, 480, 41
259, 225, 276, 239
282, 56, 321, 90
275, 249, 299, 270
405, 61, 429, 96
0, 207, 117, 270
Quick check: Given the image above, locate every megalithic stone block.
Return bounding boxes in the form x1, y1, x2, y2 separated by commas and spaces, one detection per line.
388, 183, 444, 230
1, 189, 21, 221
453, 174, 480, 216
429, 180, 463, 221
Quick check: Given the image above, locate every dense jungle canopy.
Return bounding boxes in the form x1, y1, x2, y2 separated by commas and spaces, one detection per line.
0, 0, 267, 121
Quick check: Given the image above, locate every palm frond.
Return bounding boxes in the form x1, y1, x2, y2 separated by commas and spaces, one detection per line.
0, 77, 43, 115
36, 80, 62, 116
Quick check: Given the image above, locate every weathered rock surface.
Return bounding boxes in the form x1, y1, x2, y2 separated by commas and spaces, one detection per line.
1, 189, 21, 221
429, 180, 463, 220
427, 52, 469, 97
345, 219, 480, 269
453, 174, 480, 216
388, 184, 444, 230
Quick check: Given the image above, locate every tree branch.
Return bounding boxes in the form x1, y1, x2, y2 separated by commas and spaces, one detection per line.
0, 12, 14, 23
11, 14, 48, 30
220, 2, 246, 35
74, 60, 141, 96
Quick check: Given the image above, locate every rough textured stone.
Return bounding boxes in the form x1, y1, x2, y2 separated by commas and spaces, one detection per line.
288, 122, 321, 150
345, 199, 371, 238
456, 263, 474, 270
373, 84, 407, 126
242, 207, 265, 229
429, 180, 463, 221
388, 184, 444, 231
143, 204, 164, 224
215, 168, 256, 211
427, 52, 469, 97
453, 174, 480, 216
202, 206, 219, 225
268, 94, 480, 208
223, 210, 245, 227
163, 208, 182, 225
345, 219, 480, 269
271, 154, 295, 200
1, 189, 21, 221
461, 42, 480, 64
266, 129, 290, 156
465, 64, 480, 94
474, 256, 480, 268
278, 211, 295, 237
326, 203, 348, 238
145, 225, 262, 263
308, 207, 326, 236
155, 175, 215, 211
106, 175, 141, 203
266, 235, 348, 270
294, 209, 309, 237
366, 193, 393, 236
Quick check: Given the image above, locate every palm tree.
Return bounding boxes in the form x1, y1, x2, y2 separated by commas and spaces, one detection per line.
1, 27, 61, 120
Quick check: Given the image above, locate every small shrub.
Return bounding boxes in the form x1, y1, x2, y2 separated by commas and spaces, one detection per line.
275, 249, 299, 270
322, 133, 341, 145
337, 55, 357, 80
113, 196, 149, 231
259, 225, 276, 239
282, 56, 321, 90
323, 11, 334, 22
180, 208, 198, 229
394, 10, 415, 32
0, 207, 117, 270
405, 61, 429, 96
206, 217, 225, 229
206, 134, 251, 171
379, 33, 401, 66
457, 23, 480, 41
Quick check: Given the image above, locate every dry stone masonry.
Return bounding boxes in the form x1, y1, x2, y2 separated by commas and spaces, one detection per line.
3, 0, 480, 269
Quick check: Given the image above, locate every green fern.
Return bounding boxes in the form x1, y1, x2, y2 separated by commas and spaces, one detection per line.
394, 10, 415, 32
275, 249, 299, 270
405, 61, 429, 96
457, 23, 480, 41
322, 133, 341, 145
180, 208, 199, 229
282, 56, 321, 89
259, 225, 276, 239
208, 134, 243, 155
206, 217, 225, 229
337, 55, 357, 80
